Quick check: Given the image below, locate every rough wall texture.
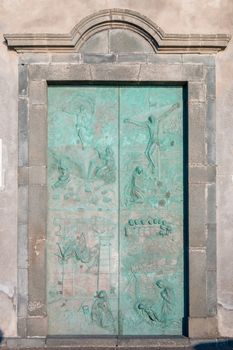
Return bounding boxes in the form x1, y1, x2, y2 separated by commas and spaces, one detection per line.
0, 0, 232, 337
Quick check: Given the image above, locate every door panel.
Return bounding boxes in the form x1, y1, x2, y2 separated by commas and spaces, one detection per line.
47, 86, 119, 335
47, 85, 184, 335
119, 87, 184, 335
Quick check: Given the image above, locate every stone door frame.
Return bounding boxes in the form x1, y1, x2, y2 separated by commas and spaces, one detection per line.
5, 8, 230, 345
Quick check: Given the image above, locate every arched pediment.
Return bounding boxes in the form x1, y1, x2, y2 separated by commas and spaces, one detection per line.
4, 8, 230, 53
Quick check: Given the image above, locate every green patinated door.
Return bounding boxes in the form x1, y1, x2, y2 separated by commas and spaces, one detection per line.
47, 85, 184, 336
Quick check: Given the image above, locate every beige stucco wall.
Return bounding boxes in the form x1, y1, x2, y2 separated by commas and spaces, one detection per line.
0, 0, 233, 337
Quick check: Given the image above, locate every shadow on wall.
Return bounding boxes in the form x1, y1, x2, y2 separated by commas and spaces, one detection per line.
0, 329, 3, 344
194, 339, 233, 349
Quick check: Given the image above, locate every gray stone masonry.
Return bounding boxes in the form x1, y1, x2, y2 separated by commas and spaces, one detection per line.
15, 54, 217, 339
13, 8, 222, 340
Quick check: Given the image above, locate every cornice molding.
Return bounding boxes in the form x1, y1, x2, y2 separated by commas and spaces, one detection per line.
4, 9, 231, 54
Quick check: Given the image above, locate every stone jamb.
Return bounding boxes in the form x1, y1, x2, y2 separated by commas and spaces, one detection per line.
17, 56, 216, 342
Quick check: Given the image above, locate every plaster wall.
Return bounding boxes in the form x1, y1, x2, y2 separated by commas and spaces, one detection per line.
0, 0, 232, 337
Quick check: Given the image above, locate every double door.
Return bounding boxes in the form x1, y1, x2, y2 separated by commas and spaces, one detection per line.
47, 85, 184, 335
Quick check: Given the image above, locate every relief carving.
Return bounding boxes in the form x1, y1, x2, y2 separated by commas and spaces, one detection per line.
124, 166, 144, 206
47, 86, 183, 335
124, 216, 173, 238
124, 102, 180, 176
91, 290, 116, 332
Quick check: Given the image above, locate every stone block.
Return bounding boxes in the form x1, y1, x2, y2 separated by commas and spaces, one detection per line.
79, 31, 109, 53
207, 165, 216, 183
207, 223, 217, 272
29, 80, 47, 105
27, 318, 47, 337
28, 236, 46, 271
18, 186, 28, 225
19, 143, 29, 169
189, 102, 206, 165
206, 98, 216, 165
28, 184, 46, 316
183, 54, 215, 66
207, 269, 217, 316
28, 104, 47, 166
17, 317, 27, 338
205, 66, 216, 98
19, 53, 51, 64
183, 64, 204, 81
109, 29, 154, 53
189, 166, 207, 184
117, 338, 190, 348
29, 166, 46, 185
189, 165, 215, 184
189, 249, 207, 317
91, 64, 140, 81
83, 53, 116, 64
18, 98, 28, 167
18, 136, 28, 168
189, 317, 218, 338
17, 268, 28, 318
28, 65, 48, 80
51, 53, 81, 63
18, 268, 28, 298
117, 53, 147, 62
18, 224, 28, 269
139, 64, 183, 81
147, 54, 182, 64
9, 337, 46, 348
28, 184, 46, 239
46, 337, 117, 347
18, 166, 29, 186
207, 183, 216, 225
189, 184, 206, 247
189, 81, 206, 102
18, 64, 28, 96
28, 238, 46, 316
29, 64, 92, 81
207, 317, 219, 337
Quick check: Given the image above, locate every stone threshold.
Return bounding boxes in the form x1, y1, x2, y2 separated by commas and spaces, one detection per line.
1, 337, 233, 349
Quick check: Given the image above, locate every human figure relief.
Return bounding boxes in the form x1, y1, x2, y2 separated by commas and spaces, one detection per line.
155, 279, 175, 326
94, 146, 116, 184
91, 290, 116, 332
52, 158, 70, 189
132, 271, 159, 326
62, 99, 94, 150
75, 105, 90, 150
124, 166, 144, 206
85, 146, 116, 192
124, 103, 180, 175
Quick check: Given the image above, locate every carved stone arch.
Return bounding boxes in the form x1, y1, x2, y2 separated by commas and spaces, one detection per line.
72, 9, 163, 53
4, 8, 230, 53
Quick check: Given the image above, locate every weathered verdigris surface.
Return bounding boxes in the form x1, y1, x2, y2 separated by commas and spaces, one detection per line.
47, 86, 184, 335
47, 86, 119, 335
